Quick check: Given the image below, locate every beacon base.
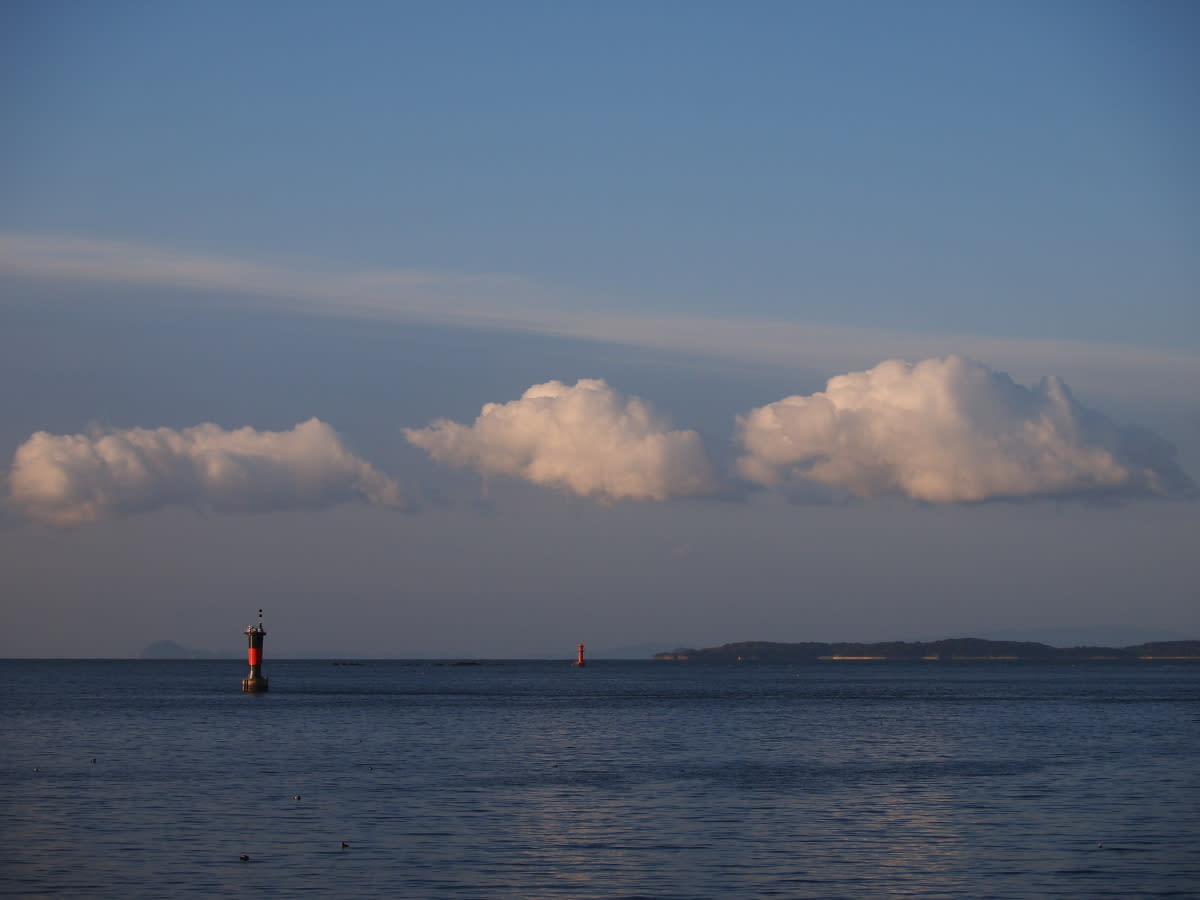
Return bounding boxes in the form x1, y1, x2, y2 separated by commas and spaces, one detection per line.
242, 675, 269, 692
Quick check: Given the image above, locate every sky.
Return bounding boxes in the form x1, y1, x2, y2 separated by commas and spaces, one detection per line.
1, 1, 1197, 658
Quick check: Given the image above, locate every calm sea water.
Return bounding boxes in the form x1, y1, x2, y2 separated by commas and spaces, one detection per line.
1, 659, 1197, 899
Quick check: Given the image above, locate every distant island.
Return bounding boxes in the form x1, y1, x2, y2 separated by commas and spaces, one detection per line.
653, 638, 1200, 663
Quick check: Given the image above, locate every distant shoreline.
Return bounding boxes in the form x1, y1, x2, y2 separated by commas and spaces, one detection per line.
652, 638, 1200, 663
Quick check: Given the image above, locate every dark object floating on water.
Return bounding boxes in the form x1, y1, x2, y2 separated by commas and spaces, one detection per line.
90, 758, 96, 764
453, 661, 481, 666
293, 795, 301, 800
340, 842, 350, 849
239, 855, 250, 862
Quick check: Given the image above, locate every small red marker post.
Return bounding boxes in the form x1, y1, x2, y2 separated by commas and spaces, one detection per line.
573, 642, 586, 668
242, 609, 269, 692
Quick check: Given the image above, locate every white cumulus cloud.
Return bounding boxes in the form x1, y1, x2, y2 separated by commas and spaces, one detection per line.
405, 379, 717, 501
9, 418, 402, 525
735, 355, 1193, 503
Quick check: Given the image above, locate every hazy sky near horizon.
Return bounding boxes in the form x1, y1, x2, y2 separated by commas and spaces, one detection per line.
2, 1, 1197, 657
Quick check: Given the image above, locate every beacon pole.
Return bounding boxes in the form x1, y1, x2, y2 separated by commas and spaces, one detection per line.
241, 609, 269, 692
573, 642, 586, 668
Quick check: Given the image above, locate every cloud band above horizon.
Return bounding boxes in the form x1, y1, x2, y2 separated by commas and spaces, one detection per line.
6, 360, 1191, 523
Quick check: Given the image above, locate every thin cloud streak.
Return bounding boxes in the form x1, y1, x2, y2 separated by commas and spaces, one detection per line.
0, 233, 547, 325
3, 233, 1198, 405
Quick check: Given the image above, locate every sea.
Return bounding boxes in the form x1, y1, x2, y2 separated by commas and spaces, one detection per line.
1, 659, 1197, 899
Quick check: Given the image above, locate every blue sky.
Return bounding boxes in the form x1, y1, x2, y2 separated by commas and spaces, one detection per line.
1, 2, 1197, 657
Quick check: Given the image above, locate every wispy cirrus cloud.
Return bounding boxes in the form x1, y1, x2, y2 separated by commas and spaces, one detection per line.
3, 233, 1198, 408
0, 233, 541, 323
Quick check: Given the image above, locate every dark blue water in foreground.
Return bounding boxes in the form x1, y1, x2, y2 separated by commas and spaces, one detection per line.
1, 660, 1197, 899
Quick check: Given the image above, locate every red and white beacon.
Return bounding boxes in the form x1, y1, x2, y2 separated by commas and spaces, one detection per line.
242, 609, 269, 692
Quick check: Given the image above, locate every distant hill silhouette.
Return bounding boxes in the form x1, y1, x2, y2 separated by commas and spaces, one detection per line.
653, 638, 1200, 662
